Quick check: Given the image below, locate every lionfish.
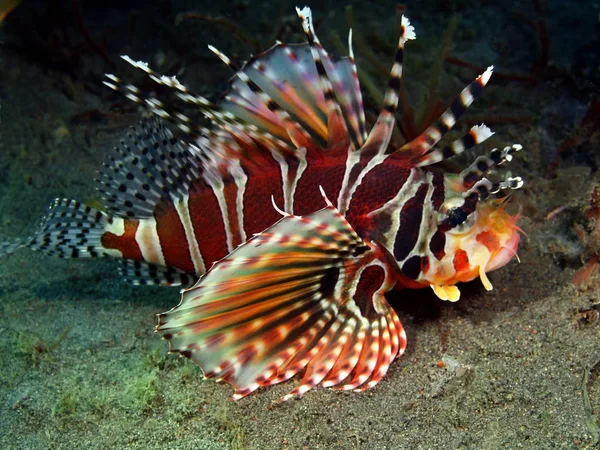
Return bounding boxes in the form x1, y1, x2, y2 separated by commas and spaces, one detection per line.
1, 7, 523, 400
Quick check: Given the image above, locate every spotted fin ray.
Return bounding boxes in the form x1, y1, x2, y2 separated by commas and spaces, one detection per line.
0, 198, 111, 259
118, 259, 194, 286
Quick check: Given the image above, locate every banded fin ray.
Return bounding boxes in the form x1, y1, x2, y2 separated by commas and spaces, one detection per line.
396, 66, 495, 162
156, 197, 406, 400
106, 61, 295, 167
414, 123, 494, 167
360, 15, 415, 155
0, 198, 109, 259
112, 10, 369, 157
295, 6, 348, 150
119, 259, 194, 286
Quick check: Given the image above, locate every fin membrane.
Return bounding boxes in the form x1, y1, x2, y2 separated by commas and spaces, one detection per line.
96, 117, 202, 219
0, 239, 25, 257
157, 200, 407, 400
2, 198, 110, 259
119, 259, 195, 287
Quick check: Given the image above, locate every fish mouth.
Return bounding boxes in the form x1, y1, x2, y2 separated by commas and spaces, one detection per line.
485, 221, 521, 273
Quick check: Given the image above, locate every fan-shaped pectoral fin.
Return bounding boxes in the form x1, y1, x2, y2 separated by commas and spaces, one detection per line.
156, 203, 407, 401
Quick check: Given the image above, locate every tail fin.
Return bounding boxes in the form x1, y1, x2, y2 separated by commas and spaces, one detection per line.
1, 198, 110, 259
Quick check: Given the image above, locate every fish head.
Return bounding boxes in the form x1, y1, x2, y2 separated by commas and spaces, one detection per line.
412, 174, 522, 301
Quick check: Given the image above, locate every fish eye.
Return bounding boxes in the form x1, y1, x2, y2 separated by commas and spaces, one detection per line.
447, 207, 468, 226
440, 198, 478, 233
446, 207, 477, 233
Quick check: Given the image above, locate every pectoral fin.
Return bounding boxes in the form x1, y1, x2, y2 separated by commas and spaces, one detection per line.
156, 200, 406, 400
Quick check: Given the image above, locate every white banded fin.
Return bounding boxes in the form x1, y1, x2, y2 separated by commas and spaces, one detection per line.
96, 117, 202, 219
119, 259, 195, 287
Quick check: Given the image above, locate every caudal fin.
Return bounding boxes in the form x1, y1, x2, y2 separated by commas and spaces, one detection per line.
1, 198, 196, 287
1, 198, 110, 259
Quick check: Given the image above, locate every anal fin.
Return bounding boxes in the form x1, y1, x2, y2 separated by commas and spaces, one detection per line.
119, 259, 195, 287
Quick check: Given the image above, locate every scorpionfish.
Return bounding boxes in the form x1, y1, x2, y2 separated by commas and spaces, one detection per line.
1, 7, 523, 400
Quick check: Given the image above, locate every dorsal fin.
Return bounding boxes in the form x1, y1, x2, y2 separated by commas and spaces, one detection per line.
360, 16, 416, 155
106, 7, 378, 163
395, 66, 494, 161
208, 44, 317, 153
106, 8, 495, 174
218, 38, 371, 154
96, 117, 202, 218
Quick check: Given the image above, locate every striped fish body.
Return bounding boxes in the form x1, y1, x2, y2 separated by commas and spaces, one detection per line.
101, 149, 414, 280
100, 138, 518, 295
2, 7, 524, 400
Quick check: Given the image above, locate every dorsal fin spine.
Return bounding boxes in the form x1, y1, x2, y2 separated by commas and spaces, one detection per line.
347, 29, 368, 146
209, 45, 315, 151
396, 66, 494, 159
296, 7, 349, 148
359, 16, 416, 156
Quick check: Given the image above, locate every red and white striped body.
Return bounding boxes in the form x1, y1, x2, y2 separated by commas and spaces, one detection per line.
101, 140, 519, 297
100, 148, 413, 280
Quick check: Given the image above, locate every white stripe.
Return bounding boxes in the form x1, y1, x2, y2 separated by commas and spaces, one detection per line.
460, 88, 474, 106
289, 148, 307, 214
440, 111, 456, 129
174, 194, 206, 274
450, 139, 465, 154
427, 128, 442, 143
367, 168, 422, 250
337, 147, 360, 213
105, 217, 125, 236
135, 218, 166, 266
390, 62, 403, 78
102, 217, 125, 258
471, 124, 493, 143
230, 159, 248, 244
272, 148, 308, 215
339, 150, 387, 214
202, 168, 233, 252
271, 150, 290, 212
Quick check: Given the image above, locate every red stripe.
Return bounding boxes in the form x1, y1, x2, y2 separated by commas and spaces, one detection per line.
188, 183, 229, 268
242, 164, 283, 236
453, 249, 470, 274
476, 231, 500, 252
223, 177, 243, 249
293, 156, 346, 216
155, 201, 195, 273
353, 265, 385, 319
346, 161, 411, 233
